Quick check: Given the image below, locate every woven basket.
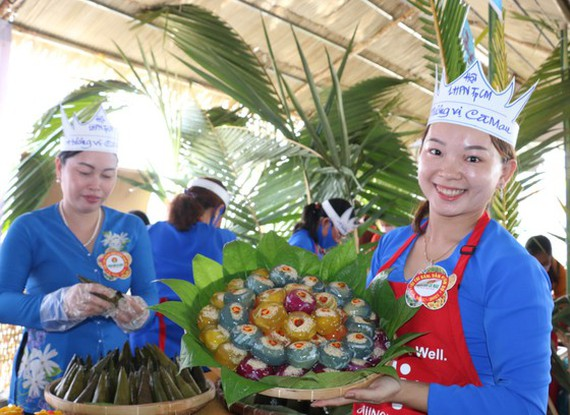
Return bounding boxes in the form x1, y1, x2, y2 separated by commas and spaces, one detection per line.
44, 379, 215, 415
256, 373, 381, 400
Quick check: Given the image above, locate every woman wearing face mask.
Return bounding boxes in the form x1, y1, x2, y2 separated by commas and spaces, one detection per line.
0, 106, 158, 414
130, 177, 236, 358
312, 61, 553, 414
288, 198, 357, 258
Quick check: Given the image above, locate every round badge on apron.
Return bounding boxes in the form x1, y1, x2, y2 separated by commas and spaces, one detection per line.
405, 265, 457, 310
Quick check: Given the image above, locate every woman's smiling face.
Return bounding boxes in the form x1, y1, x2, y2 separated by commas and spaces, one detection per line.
417, 122, 516, 219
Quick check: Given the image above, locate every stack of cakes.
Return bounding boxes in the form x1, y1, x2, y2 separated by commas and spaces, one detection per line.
196, 264, 389, 380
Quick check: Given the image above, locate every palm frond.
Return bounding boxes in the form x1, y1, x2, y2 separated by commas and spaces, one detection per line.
408, 0, 468, 81
136, 5, 292, 139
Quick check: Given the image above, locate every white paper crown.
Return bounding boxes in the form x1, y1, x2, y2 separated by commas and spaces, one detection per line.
60, 105, 119, 154
187, 178, 231, 207
427, 60, 536, 146
322, 200, 358, 236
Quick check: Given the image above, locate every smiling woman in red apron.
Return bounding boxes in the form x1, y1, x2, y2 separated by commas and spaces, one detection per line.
312, 61, 553, 414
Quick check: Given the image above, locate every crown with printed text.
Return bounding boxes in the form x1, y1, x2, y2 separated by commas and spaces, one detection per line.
427, 60, 536, 146
60, 105, 119, 154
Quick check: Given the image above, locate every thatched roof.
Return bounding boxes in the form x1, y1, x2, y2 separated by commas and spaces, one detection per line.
3, 0, 569, 132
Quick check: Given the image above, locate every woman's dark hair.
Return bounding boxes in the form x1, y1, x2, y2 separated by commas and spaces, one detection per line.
129, 210, 150, 226
525, 235, 552, 256
169, 177, 227, 231
293, 198, 353, 243
411, 127, 517, 234
57, 151, 119, 165
57, 151, 83, 164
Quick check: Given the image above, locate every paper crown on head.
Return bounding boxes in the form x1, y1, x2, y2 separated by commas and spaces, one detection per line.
60, 105, 119, 154
187, 178, 231, 207
427, 60, 536, 146
322, 199, 358, 236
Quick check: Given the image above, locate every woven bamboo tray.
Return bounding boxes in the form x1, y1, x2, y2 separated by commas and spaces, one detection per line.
255, 373, 381, 400
44, 378, 215, 415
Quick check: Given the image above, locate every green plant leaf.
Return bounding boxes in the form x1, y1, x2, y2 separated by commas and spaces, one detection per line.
319, 239, 358, 281
257, 231, 300, 270
180, 333, 219, 369
150, 301, 193, 332
154, 279, 200, 310
193, 254, 224, 293
365, 271, 419, 339
223, 240, 260, 276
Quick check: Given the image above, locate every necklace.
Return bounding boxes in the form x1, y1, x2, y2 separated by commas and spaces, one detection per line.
423, 233, 457, 266
59, 202, 102, 248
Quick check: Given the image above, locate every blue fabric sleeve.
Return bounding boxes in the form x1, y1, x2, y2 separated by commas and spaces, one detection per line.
428, 252, 553, 414
288, 230, 315, 253
0, 216, 44, 329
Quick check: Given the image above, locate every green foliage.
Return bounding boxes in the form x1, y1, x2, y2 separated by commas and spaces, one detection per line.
138, 3, 421, 230
408, 0, 468, 81
152, 232, 418, 406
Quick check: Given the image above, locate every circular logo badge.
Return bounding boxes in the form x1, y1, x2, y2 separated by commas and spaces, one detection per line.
97, 251, 132, 281
406, 266, 452, 310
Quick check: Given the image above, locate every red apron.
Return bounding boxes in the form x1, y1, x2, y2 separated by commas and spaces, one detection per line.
353, 213, 490, 415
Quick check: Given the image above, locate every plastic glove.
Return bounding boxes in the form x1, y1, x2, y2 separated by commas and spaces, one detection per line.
108, 295, 150, 333
40, 283, 117, 332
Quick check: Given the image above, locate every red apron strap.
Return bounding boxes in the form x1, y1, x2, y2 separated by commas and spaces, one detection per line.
451, 211, 490, 282
158, 297, 168, 352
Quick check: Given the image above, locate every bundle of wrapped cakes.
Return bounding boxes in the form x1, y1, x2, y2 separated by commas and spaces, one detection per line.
197, 264, 389, 380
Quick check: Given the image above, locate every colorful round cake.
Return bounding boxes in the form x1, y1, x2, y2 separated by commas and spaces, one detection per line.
197, 304, 219, 330
252, 302, 288, 333
284, 289, 317, 313
246, 274, 275, 294
219, 302, 250, 330
231, 323, 263, 350
326, 281, 353, 307
301, 276, 325, 292
214, 342, 248, 370
343, 298, 372, 319
345, 332, 374, 359
252, 336, 287, 366
286, 341, 319, 369
269, 264, 300, 286
224, 288, 256, 307
284, 311, 317, 341
318, 340, 354, 370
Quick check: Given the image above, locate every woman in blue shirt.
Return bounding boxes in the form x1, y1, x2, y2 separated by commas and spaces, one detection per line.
130, 177, 236, 358
0, 106, 158, 413
313, 61, 552, 414
288, 198, 357, 258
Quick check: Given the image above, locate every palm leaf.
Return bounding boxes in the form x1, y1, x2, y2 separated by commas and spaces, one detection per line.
408, 0, 468, 81
136, 5, 292, 140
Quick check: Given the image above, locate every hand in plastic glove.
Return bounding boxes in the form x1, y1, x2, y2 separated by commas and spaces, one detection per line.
40, 283, 118, 331
109, 295, 150, 333
62, 283, 118, 319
